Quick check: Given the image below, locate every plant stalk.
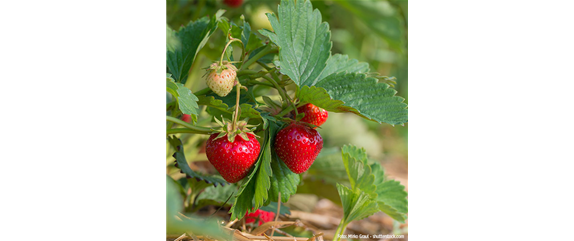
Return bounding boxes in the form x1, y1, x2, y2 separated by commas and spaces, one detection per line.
239, 44, 276, 71
333, 221, 349, 241
263, 75, 298, 117
166, 116, 213, 134
232, 83, 242, 132
219, 38, 244, 66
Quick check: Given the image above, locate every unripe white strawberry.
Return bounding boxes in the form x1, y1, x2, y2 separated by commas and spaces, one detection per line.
205, 62, 238, 97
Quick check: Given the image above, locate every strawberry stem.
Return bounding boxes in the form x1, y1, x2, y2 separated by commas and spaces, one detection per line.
239, 44, 277, 71
263, 75, 298, 118
232, 82, 241, 132
219, 38, 244, 67
166, 116, 213, 134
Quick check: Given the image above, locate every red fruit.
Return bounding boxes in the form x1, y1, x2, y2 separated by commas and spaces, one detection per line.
274, 123, 323, 174
181, 114, 191, 123
223, 0, 243, 8
296, 103, 328, 127
206, 133, 261, 183
245, 209, 275, 225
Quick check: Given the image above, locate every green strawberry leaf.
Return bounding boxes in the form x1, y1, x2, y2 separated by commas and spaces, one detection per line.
268, 151, 301, 204
166, 25, 180, 52
167, 75, 200, 119
299, 72, 408, 125
241, 21, 263, 53
305, 147, 349, 185
253, 123, 275, 208
261, 0, 408, 125
337, 184, 380, 224
195, 183, 238, 210
341, 145, 377, 197
166, 175, 232, 240
260, 0, 332, 87
167, 10, 224, 83
167, 136, 227, 186
317, 54, 370, 80
337, 144, 408, 224
376, 180, 408, 222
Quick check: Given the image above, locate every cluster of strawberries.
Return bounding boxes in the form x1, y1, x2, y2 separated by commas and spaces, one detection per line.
199, 61, 329, 183
182, 61, 329, 225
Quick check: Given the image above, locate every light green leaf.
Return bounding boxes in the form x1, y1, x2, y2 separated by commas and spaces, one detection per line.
337, 184, 380, 223
341, 145, 376, 197
317, 54, 370, 80
175, 82, 199, 116
260, 0, 332, 87
378, 202, 407, 223
167, 11, 223, 83
167, 76, 199, 120
376, 180, 408, 222
301, 72, 408, 125
305, 147, 349, 185
166, 25, 180, 52
338, 144, 408, 223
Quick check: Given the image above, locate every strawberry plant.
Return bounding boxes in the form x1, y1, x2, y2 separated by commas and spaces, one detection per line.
166, 0, 408, 239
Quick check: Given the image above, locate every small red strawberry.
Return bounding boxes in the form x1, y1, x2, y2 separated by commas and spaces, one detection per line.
295, 103, 328, 127
206, 132, 260, 183
181, 114, 191, 123
223, 0, 243, 8
245, 209, 275, 225
274, 122, 323, 174
205, 62, 237, 97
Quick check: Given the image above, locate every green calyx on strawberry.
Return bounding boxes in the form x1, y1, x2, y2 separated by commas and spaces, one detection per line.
274, 121, 323, 174
204, 61, 238, 97
206, 117, 261, 183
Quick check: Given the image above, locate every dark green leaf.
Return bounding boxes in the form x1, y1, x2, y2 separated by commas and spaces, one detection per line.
167, 11, 222, 83
168, 136, 227, 186
268, 151, 301, 204
167, 175, 231, 239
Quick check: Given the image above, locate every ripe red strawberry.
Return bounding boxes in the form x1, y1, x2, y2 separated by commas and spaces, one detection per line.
274, 122, 323, 174
296, 103, 328, 127
223, 0, 243, 8
245, 209, 275, 225
205, 62, 237, 97
206, 132, 260, 183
